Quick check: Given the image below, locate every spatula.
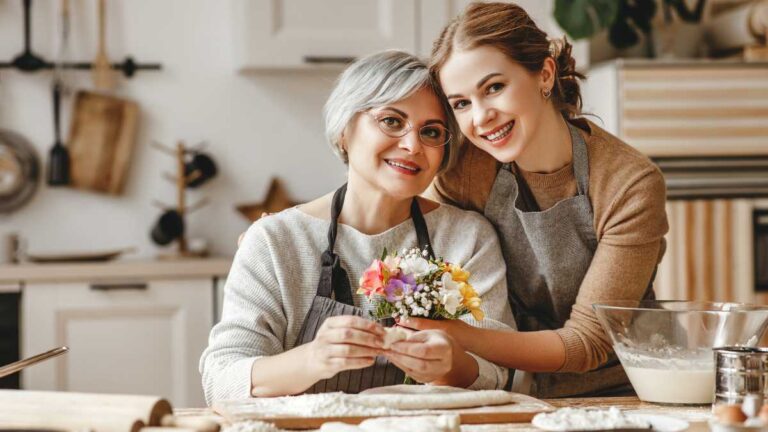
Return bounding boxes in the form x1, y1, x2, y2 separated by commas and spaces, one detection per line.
92, 0, 115, 90
47, 81, 70, 185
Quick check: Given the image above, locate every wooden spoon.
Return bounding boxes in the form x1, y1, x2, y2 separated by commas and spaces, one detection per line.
92, 0, 115, 90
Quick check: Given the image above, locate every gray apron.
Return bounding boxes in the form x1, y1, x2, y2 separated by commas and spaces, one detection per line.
295, 183, 435, 394
484, 123, 654, 398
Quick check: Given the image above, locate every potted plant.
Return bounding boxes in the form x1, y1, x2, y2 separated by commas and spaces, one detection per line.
554, 0, 707, 58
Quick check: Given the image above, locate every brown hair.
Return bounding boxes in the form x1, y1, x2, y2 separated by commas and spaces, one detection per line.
430, 2, 585, 119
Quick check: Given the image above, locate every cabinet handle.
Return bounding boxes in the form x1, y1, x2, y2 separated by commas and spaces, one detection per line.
90, 283, 148, 291
303, 56, 356, 64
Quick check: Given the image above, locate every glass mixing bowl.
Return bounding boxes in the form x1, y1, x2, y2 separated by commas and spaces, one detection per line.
593, 300, 768, 405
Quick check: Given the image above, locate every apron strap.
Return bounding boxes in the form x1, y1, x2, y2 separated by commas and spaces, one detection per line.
567, 122, 590, 197
318, 184, 355, 305
318, 185, 438, 304
509, 163, 541, 213
410, 199, 436, 260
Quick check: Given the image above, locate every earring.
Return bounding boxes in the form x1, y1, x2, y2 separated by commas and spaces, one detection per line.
542, 88, 552, 99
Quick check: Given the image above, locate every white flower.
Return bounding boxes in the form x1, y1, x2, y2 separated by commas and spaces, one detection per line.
400, 255, 438, 278
439, 272, 462, 315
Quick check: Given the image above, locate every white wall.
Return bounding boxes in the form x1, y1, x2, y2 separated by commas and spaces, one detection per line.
0, 0, 579, 259
0, 0, 347, 258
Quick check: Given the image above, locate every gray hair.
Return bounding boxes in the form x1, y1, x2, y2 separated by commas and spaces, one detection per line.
323, 50, 460, 173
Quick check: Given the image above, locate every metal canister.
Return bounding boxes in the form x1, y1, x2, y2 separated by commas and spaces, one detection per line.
715, 346, 768, 405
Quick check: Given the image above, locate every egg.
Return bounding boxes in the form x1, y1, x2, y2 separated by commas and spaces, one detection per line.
714, 404, 748, 424
758, 404, 768, 422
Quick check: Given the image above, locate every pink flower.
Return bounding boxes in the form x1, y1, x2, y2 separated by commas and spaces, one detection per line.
357, 259, 388, 297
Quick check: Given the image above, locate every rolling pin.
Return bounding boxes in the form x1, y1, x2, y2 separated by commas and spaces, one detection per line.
0, 390, 171, 432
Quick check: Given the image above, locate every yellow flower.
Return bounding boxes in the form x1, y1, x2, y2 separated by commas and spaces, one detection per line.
459, 282, 477, 301
459, 282, 484, 321
450, 265, 470, 283
470, 305, 485, 321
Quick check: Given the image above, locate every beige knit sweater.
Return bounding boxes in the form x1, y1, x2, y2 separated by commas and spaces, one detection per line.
428, 118, 669, 373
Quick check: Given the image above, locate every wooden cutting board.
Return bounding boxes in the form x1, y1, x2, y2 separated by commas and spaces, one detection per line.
214, 392, 554, 429
68, 91, 139, 195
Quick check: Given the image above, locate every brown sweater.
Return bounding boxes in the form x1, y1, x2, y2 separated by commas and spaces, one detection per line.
428, 118, 669, 373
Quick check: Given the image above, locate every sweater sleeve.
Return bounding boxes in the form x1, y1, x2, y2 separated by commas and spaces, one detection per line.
555, 167, 668, 372
199, 222, 287, 405
455, 213, 516, 389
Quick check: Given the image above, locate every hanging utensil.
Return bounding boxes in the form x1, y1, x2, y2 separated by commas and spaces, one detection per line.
47, 81, 70, 186
9, 0, 49, 72
0, 129, 40, 213
54, 0, 74, 94
92, 0, 115, 90
47, 0, 72, 186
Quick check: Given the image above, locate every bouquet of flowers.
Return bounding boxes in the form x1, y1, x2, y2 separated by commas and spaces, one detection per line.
357, 247, 484, 322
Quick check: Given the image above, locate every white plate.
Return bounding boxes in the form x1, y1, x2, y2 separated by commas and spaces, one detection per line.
629, 414, 689, 432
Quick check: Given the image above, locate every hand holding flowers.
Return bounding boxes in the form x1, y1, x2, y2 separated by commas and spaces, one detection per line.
356, 247, 484, 386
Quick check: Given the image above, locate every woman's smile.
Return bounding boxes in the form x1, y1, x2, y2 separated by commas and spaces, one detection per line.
384, 158, 422, 175
479, 120, 516, 147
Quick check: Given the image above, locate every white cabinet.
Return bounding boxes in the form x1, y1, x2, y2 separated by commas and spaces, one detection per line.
232, 0, 588, 70
21, 278, 214, 408
232, 0, 418, 69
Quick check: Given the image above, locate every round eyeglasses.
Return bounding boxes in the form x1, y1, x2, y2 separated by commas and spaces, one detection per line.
364, 110, 451, 148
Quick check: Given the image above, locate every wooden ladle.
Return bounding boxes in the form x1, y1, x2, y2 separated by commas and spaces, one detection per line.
92, 0, 115, 90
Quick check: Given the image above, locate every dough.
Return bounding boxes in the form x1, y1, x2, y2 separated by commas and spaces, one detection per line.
357, 385, 516, 410
361, 384, 470, 395
320, 414, 460, 432
381, 327, 409, 350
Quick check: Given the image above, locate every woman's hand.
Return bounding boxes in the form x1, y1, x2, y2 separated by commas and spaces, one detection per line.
398, 318, 474, 349
383, 330, 459, 385
308, 316, 386, 380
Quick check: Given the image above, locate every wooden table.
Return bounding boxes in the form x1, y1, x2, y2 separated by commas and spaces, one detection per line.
174, 396, 713, 431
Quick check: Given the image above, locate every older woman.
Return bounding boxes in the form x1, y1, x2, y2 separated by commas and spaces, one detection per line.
200, 51, 514, 404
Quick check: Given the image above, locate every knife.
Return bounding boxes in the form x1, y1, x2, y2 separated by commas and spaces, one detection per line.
0, 346, 69, 379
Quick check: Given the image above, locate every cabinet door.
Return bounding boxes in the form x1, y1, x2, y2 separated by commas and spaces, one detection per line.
232, 0, 417, 69
21, 279, 213, 408
418, 0, 588, 67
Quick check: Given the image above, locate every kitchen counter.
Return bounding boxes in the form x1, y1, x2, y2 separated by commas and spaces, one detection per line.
174, 396, 712, 431
0, 257, 232, 284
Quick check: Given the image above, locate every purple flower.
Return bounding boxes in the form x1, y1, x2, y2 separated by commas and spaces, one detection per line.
384, 275, 416, 302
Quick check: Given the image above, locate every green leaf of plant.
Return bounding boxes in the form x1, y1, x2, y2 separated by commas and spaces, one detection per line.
554, 0, 620, 40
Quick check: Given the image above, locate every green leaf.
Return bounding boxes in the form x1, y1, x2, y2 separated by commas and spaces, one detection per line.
380, 247, 388, 261
554, 0, 620, 40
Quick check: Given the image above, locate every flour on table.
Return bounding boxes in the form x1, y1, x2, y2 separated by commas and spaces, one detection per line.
381, 327, 409, 350
320, 414, 460, 432
532, 407, 651, 431
223, 420, 283, 432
